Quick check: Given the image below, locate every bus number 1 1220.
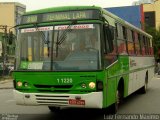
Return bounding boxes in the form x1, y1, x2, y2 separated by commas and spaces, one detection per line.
57, 78, 73, 84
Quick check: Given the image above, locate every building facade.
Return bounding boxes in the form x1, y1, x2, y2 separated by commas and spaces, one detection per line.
143, 0, 160, 29
106, 5, 144, 29
0, 2, 25, 76
0, 2, 26, 33
106, 0, 160, 30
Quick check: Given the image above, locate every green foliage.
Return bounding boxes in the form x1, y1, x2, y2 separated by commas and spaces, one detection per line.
146, 26, 160, 59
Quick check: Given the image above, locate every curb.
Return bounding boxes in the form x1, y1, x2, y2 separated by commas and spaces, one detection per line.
0, 79, 13, 84
0, 79, 13, 89
155, 73, 160, 78
0, 87, 13, 89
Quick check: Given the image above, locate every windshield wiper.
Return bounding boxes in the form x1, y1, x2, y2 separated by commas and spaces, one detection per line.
57, 25, 72, 45
55, 23, 74, 57
33, 23, 49, 44
56, 25, 72, 58
57, 20, 77, 46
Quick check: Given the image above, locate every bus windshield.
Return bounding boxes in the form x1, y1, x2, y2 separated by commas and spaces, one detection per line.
16, 24, 101, 71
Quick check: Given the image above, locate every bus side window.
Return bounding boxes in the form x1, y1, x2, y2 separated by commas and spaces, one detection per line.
145, 36, 149, 55
127, 29, 135, 55
116, 24, 127, 55
104, 25, 117, 66
137, 33, 142, 55
104, 25, 114, 53
134, 32, 140, 55
141, 35, 146, 55
122, 26, 127, 40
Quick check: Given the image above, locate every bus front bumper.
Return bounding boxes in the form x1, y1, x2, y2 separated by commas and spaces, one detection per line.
13, 90, 103, 108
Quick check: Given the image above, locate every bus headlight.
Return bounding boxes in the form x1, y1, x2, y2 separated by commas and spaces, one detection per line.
17, 81, 23, 87
89, 82, 96, 89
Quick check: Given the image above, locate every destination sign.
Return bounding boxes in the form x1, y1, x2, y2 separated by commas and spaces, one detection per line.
21, 10, 100, 24
54, 24, 94, 30
21, 26, 53, 33
42, 10, 98, 21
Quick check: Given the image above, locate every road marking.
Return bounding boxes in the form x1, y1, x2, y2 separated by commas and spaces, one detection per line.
5, 99, 15, 103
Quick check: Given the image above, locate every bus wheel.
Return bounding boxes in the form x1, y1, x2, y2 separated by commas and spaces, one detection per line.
48, 106, 60, 113
109, 89, 121, 114
139, 81, 148, 94
139, 74, 148, 94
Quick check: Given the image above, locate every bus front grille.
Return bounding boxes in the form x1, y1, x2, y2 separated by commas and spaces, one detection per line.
34, 84, 72, 93
37, 90, 70, 93
35, 95, 69, 106
34, 85, 73, 88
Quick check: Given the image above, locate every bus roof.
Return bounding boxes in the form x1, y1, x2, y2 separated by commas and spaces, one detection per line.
25, 6, 101, 15
23, 6, 152, 38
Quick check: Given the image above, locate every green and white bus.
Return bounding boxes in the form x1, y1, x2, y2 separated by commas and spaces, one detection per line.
13, 6, 155, 113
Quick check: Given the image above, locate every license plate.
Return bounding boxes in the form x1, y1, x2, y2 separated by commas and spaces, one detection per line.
69, 99, 85, 105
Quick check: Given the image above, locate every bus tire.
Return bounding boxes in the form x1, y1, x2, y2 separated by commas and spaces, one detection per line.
109, 89, 121, 114
139, 81, 147, 94
139, 73, 148, 94
48, 106, 60, 113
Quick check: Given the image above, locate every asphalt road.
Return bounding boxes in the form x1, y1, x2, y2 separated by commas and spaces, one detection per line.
0, 77, 160, 120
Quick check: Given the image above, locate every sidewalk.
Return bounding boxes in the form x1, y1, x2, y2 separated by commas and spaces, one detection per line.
0, 78, 14, 89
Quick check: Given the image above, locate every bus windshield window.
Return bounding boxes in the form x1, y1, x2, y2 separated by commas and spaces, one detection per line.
16, 27, 53, 70
16, 24, 101, 71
